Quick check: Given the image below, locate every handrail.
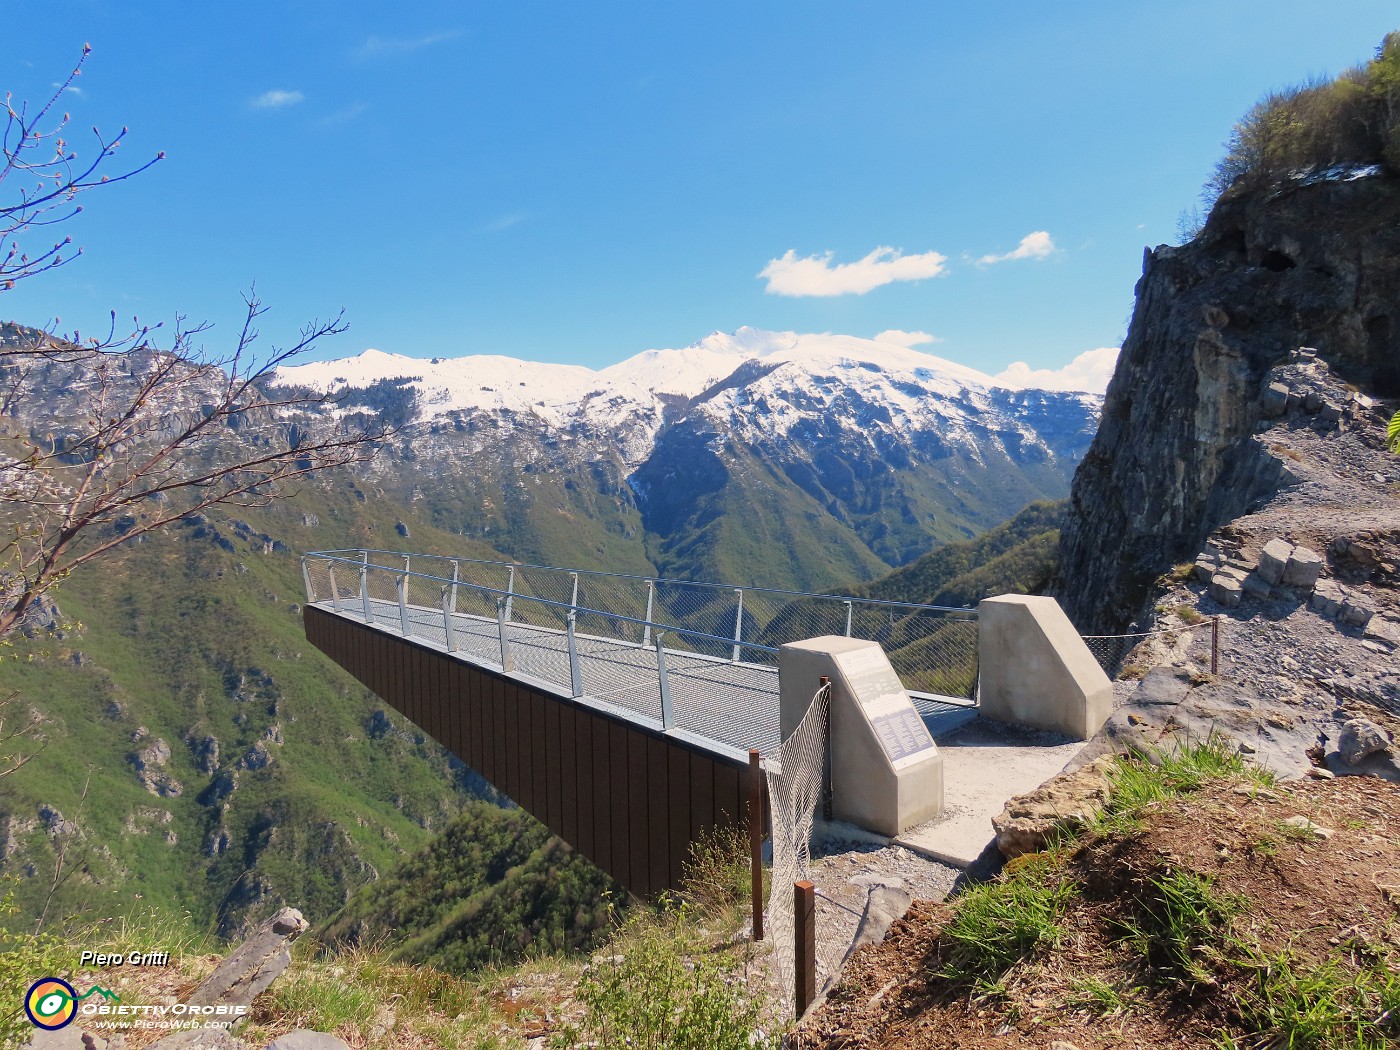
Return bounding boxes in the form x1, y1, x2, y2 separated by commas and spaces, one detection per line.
308, 552, 780, 656
303, 547, 982, 704
309, 548, 977, 617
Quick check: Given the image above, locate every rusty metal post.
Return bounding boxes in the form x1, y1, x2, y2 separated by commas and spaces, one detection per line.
1211, 615, 1220, 675
795, 879, 817, 1017
749, 748, 764, 942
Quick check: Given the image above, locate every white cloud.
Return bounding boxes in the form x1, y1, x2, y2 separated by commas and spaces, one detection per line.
759, 246, 948, 297
252, 89, 304, 109
355, 31, 461, 59
993, 346, 1119, 394
319, 102, 368, 126
977, 230, 1056, 266
873, 329, 941, 347
485, 212, 527, 232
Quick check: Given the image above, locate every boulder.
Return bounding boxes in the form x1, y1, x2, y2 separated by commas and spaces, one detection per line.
265, 1034, 353, 1050
1340, 599, 1375, 629
1257, 538, 1294, 585
23, 1029, 126, 1048
147, 1032, 251, 1049
1310, 580, 1345, 618
1315, 400, 1343, 427
1281, 546, 1324, 589
1338, 718, 1391, 766
991, 756, 1116, 859
1209, 574, 1242, 608
1241, 572, 1272, 598
1261, 382, 1290, 418
186, 907, 309, 1010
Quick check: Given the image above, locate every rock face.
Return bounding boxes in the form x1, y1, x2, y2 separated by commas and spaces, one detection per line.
187, 906, 309, 1009
1055, 173, 1400, 632
991, 756, 1116, 859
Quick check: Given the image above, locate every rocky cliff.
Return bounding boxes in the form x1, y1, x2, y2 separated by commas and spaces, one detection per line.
1056, 171, 1400, 633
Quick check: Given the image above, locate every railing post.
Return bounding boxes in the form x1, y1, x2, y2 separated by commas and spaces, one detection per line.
396, 573, 411, 637
642, 580, 656, 647
569, 571, 579, 614
504, 565, 515, 623
360, 563, 372, 623
843, 600, 853, 637
795, 880, 816, 1017
655, 632, 673, 729
441, 586, 456, 652
732, 588, 744, 663
301, 556, 315, 603
449, 561, 459, 615
327, 565, 342, 612
749, 749, 764, 942
496, 598, 514, 671
567, 612, 583, 697
1211, 615, 1220, 675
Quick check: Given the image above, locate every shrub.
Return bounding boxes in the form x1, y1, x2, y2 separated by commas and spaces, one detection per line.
1206, 32, 1400, 203
553, 899, 777, 1050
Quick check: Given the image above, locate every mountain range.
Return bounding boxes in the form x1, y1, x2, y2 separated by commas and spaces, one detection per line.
277, 327, 1102, 587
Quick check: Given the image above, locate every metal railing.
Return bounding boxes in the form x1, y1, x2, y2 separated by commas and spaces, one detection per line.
302, 550, 788, 755
303, 549, 980, 702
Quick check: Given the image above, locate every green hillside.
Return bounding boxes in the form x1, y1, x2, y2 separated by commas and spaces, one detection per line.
315, 801, 618, 975
0, 473, 519, 938
856, 499, 1065, 607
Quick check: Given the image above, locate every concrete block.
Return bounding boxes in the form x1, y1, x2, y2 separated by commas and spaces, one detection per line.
1210, 574, 1243, 608
1261, 382, 1289, 418
976, 595, 1112, 741
779, 637, 943, 837
1281, 546, 1323, 589
1257, 538, 1294, 585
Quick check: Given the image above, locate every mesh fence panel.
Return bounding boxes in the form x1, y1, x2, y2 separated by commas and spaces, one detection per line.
1080, 620, 1217, 677
571, 609, 665, 722
764, 682, 831, 1012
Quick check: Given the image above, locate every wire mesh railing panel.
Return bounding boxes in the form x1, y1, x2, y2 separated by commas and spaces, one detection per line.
364, 571, 397, 613
502, 617, 573, 692
302, 551, 981, 741
507, 566, 576, 630
765, 682, 830, 1011
573, 575, 650, 630
652, 582, 742, 660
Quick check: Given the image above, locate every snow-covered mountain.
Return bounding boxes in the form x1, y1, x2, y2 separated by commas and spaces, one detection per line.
276, 328, 1102, 588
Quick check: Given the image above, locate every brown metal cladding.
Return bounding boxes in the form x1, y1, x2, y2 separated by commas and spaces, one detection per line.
608, 720, 631, 890
302, 605, 748, 895
626, 729, 652, 895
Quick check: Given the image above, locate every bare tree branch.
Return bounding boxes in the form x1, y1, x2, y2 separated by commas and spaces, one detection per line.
0, 53, 386, 644
0, 295, 387, 640
2, 45, 163, 291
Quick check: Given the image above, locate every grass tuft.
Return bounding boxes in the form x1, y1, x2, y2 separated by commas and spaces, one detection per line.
937, 849, 1075, 992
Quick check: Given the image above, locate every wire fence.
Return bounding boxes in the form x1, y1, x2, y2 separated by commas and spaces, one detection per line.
763, 681, 843, 1017
304, 549, 980, 702
1080, 616, 1222, 678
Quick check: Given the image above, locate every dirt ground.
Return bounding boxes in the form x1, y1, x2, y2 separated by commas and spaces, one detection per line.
791, 774, 1400, 1049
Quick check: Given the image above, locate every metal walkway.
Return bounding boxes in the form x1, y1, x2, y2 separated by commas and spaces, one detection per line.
302, 550, 979, 761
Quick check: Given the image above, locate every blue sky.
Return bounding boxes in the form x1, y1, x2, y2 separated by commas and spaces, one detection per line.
6, 2, 1397, 385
